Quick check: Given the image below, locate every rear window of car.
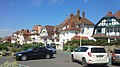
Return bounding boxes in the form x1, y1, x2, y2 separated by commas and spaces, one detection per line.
115, 50, 120, 54
91, 48, 106, 53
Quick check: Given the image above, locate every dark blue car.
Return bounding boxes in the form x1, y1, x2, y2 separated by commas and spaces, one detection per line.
14, 46, 54, 61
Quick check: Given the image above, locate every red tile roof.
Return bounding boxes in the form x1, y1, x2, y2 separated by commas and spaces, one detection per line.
33, 25, 42, 33
61, 9, 94, 31
72, 36, 89, 40
106, 36, 120, 39
92, 34, 105, 37
105, 11, 114, 17
114, 10, 120, 19
45, 25, 55, 36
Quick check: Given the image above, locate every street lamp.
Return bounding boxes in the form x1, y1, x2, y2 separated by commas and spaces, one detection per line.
77, 23, 84, 46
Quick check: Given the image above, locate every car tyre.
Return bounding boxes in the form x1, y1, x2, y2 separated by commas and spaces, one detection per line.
45, 54, 50, 59
82, 58, 88, 67
21, 55, 27, 61
71, 55, 75, 62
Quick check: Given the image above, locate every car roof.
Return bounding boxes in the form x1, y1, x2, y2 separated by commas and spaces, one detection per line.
80, 46, 105, 48
114, 48, 120, 50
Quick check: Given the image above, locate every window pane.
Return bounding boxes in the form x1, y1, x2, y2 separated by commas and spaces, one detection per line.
91, 48, 106, 53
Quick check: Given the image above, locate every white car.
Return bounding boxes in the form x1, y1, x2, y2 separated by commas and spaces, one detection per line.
71, 46, 109, 67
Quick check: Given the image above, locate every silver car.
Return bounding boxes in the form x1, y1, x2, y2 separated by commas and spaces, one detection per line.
112, 48, 120, 64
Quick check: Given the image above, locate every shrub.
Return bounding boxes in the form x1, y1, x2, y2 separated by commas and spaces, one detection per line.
22, 44, 33, 50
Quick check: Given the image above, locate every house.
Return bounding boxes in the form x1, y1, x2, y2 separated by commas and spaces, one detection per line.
30, 25, 42, 44
11, 31, 21, 44
4, 36, 11, 43
93, 10, 120, 43
40, 25, 55, 45
57, 9, 94, 50
11, 29, 30, 45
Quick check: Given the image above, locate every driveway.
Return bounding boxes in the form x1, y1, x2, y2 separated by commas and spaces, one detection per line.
0, 51, 120, 67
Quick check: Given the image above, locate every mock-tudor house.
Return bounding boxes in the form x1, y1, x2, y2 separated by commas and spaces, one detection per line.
30, 25, 42, 43
93, 10, 120, 43
11, 29, 30, 45
40, 25, 55, 45
57, 9, 95, 50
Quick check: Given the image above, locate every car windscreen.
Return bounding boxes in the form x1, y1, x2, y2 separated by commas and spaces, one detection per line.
91, 48, 106, 53
25, 47, 34, 51
115, 50, 120, 54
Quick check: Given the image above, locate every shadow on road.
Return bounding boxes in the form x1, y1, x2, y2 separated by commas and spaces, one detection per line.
112, 63, 120, 66
73, 61, 109, 67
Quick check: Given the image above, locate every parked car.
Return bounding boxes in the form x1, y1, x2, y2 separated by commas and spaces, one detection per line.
14, 46, 54, 61
45, 46, 57, 54
71, 46, 109, 67
111, 48, 120, 64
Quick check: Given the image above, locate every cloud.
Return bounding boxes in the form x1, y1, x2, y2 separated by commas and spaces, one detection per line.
0, 29, 14, 37
32, 0, 64, 6
47, 0, 64, 6
32, 0, 43, 6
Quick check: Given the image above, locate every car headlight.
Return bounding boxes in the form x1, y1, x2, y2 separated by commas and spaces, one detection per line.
18, 54, 22, 56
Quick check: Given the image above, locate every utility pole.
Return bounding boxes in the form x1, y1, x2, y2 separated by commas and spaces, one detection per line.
79, 23, 84, 47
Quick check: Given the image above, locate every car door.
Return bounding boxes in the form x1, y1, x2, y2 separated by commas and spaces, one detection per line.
75, 47, 88, 61
38, 47, 47, 58
31, 47, 40, 59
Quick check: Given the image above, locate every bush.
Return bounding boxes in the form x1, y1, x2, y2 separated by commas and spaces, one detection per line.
0, 61, 18, 67
63, 45, 68, 51
12, 48, 22, 52
22, 44, 33, 50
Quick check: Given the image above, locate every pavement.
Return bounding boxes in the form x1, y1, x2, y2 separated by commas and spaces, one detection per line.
0, 51, 120, 67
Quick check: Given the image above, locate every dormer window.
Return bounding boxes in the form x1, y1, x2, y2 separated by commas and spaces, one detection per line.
67, 25, 70, 28
62, 26, 66, 30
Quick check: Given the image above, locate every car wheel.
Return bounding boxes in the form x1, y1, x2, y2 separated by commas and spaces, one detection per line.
71, 55, 75, 62
82, 58, 88, 67
45, 54, 50, 59
21, 55, 27, 61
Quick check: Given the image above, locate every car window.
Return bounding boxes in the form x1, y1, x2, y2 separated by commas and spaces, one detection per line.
91, 48, 106, 53
39, 47, 46, 52
115, 50, 120, 54
77, 47, 88, 52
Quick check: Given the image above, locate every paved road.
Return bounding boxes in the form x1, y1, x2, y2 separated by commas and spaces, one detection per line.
0, 51, 120, 67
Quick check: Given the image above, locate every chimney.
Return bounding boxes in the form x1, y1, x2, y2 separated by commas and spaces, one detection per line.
82, 11, 85, 18
21, 29, 24, 31
77, 9, 80, 20
66, 15, 68, 19
108, 10, 112, 14
70, 13, 74, 19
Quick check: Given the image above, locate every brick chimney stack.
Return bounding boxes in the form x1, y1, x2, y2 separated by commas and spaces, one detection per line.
70, 13, 74, 19
108, 10, 112, 14
77, 9, 80, 20
82, 11, 85, 18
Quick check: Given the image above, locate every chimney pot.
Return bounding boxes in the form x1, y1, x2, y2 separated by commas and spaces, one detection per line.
82, 11, 85, 18
70, 13, 74, 18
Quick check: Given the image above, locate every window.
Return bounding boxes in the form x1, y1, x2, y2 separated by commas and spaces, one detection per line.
109, 28, 113, 32
115, 50, 120, 54
97, 28, 102, 33
91, 48, 106, 53
75, 32, 78, 35
77, 47, 88, 52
